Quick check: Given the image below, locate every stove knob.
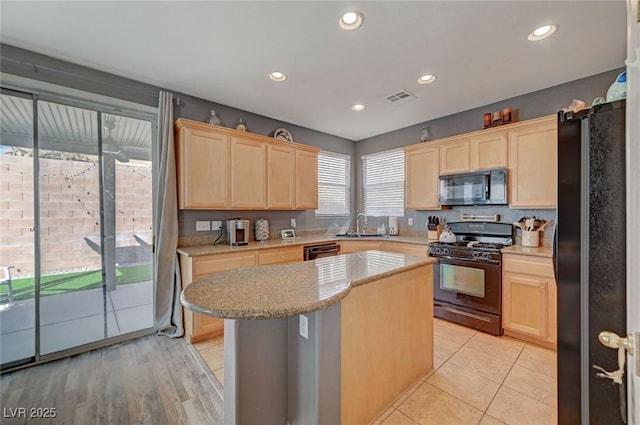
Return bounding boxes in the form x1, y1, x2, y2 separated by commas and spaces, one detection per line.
443, 248, 450, 255
472, 252, 479, 258
483, 252, 490, 259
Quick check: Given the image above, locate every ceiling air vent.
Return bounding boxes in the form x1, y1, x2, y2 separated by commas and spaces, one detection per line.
383, 89, 416, 105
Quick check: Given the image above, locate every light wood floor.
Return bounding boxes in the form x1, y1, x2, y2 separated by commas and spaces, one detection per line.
0, 335, 223, 425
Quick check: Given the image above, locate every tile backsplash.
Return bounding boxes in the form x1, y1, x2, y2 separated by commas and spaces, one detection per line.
179, 209, 351, 244
179, 205, 555, 247
399, 205, 556, 240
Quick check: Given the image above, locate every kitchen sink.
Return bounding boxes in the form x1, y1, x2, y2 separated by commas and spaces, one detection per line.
335, 233, 387, 238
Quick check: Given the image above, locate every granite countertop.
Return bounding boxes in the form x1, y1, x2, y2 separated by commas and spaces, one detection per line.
180, 250, 436, 320
177, 234, 432, 257
501, 244, 553, 258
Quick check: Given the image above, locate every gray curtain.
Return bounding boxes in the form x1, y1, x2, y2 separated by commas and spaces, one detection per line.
154, 91, 184, 337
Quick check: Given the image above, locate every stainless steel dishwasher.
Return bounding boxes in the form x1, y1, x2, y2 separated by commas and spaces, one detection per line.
303, 242, 340, 261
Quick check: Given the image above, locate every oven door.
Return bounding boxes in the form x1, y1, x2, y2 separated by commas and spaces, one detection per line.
433, 257, 501, 315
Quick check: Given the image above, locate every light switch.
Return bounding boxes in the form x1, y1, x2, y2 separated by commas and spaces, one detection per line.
408, 217, 413, 226
291, 218, 297, 228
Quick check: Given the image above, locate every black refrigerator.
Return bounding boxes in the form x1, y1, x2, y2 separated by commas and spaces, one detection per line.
556, 100, 627, 425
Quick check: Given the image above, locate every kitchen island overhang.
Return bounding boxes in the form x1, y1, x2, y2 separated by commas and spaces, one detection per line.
181, 250, 435, 425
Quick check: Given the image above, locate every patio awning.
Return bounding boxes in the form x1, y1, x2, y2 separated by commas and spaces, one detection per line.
0, 94, 153, 161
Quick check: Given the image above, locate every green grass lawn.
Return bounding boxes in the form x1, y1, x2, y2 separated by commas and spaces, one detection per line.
0, 264, 152, 302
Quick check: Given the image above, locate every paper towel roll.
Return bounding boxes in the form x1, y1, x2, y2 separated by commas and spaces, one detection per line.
388, 217, 398, 235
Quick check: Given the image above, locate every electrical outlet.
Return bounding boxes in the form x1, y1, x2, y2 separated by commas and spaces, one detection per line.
195, 221, 211, 231
211, 220, 222, 230
299, 314, 308, 339
290, 218, 296, 228
408, 217, 413, 226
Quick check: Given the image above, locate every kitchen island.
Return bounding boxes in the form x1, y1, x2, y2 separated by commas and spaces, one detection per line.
181, 250, 435, 425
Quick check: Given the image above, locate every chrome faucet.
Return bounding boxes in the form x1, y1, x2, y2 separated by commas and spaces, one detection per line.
356, 213, 368, 235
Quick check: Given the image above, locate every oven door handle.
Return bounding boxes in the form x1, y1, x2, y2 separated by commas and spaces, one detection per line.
307, 245, 339, 254
433, 256, 501, 266
440, 305, 492, 322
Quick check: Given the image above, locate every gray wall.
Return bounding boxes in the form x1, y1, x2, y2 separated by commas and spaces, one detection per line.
354, 67, 624, 240
0, 44, 160, 107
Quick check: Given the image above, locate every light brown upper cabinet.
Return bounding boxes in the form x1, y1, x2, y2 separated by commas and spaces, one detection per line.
439, 139, 471, 175
175, 118, 319, 210
508, 116, 557, 208
471, 132, 508, 171
405, 143, 441, 210
175, 121, 230, 209
295, 149, 319, 209
267, 145, 295, 209
440, 133, 507, 174
231, 136, 268, 209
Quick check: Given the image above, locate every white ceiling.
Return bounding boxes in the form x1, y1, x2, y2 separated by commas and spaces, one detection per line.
0, 1, 626, 141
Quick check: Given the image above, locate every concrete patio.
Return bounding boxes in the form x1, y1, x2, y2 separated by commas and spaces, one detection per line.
0, 280, 153, 364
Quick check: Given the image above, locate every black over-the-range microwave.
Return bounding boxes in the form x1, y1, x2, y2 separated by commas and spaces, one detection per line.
438, 168, 508, 206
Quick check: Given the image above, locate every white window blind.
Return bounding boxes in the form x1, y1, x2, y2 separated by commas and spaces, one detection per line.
315, 150, 351, 217
362, 148, 405, 217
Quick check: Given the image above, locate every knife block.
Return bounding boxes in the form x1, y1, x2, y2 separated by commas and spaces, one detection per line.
427, 224, 442, 241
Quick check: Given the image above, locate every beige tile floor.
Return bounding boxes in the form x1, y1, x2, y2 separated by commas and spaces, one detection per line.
195, 318, 558, 425
194, 335, 225, 386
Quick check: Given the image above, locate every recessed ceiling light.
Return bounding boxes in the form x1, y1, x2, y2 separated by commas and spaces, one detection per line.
269, 71, 287, 82
528, 24, 557, 41
339, 11, 364, 30
351, 104, 365, 112
418, 74, 437, 85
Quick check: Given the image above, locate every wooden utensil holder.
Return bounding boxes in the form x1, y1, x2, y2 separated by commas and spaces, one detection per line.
427, 224, 442, 241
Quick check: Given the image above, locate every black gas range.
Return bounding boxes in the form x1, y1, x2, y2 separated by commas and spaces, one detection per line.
428, 222, 513, 335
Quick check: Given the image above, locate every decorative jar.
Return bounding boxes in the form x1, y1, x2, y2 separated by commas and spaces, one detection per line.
254, 219, 269, 241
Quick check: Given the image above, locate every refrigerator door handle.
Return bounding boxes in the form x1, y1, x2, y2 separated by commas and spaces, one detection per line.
552, 218, 558, 281
595, 331, 635, 424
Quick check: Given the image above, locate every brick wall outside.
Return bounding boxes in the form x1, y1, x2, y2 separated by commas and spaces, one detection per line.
0, 155, 153, 279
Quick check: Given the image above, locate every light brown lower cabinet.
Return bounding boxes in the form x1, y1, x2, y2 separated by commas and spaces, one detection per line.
340, 240, 428, 257
502, 254, 557, 347
341, 265, 433, 424
179, 247, 304, 343
339, 240, 381, 254
180, 240, 430, 343
256, 246, 303, 265
179, 251, 257, 343
379, 241, 428, 257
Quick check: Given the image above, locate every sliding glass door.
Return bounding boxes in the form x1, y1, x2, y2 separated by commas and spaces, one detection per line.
0, 89, 155, 368
0, 91, 36, 367
102, 113, 154, 337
